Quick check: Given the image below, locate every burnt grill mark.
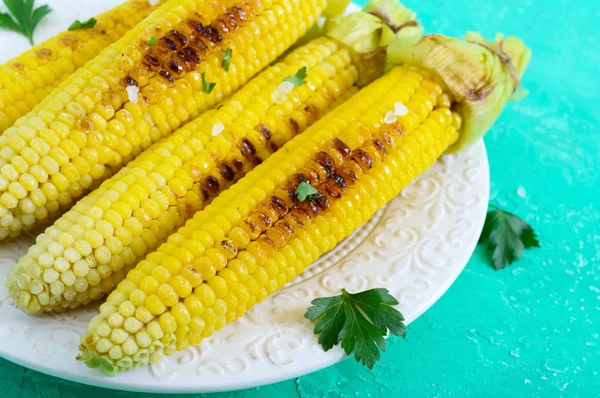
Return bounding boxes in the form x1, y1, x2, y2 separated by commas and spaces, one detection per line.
203, 26, 223, 43
299, 200, 320, 217
239, 139, 256, 158
168, 30, 188, 47
244, 220, 261, 236
271, 196, 288, 215
290, 118, 300, 134
219, 163, 234, 181
291, 174, 308, 185
330, 172, 346, 189
200, 188, 210, 201
140, 5, 250, 79
123, 76, 138, 87
161, 37, 179, 52
259, 125, 272, 140
315, 152, 335, 171
304, 103, 317, 118
262, 236, 275, 248
168, 59, 185, 76
191, 38, 209, 54
279, 220, 294, 236
142, 54, 161, 70
215, 20, 230, 34
373, 138, 386, 154
381, 132, 393, 147
187, 18, 204, 33
314, 195, 330, 211
223, 12, 239, 30
269, 142, 279, 153
352, 149, 372, 169
332, 138, 351, 157
183, 47, 201, 64
256, 212, 272, 228
204, 176, 220, 194
231, 6, 247, 21
36, 48, 52, 59
158, 69, 174, 83
221, 239, 237, 255
342, 169, 358, 183
231, 157, 243, 171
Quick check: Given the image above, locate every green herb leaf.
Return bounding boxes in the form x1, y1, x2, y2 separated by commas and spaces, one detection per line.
294, 181, 324, 201
284, 66, 308, 86
0, 0, 52, 45
148, 35, 158, 46
222, 48, 232, 71
68, 17, 96, 31
479, 207, 540, 270
202, 72, 217, 94
305, 288, 406, 369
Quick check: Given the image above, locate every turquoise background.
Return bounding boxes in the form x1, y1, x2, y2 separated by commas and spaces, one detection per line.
1, 0, 599, 396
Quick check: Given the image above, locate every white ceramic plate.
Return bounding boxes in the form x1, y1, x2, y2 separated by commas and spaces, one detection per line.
0, 0, 490, 394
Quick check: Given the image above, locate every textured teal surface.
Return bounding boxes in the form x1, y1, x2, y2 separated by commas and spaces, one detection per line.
1, 0, 599, 396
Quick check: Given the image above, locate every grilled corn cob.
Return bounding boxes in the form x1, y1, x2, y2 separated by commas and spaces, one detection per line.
8, 3, 422, 314
78, 32, 530, 374
0, 0, 167, 133
0, 0, 327, 239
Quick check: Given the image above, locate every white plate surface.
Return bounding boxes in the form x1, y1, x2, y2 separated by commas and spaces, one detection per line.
0, 0, 490, 394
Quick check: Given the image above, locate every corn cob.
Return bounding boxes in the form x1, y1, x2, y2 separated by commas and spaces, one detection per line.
0, 0, 327, 239
77, 33, 530, 374
0, 0, 167, 133
7, 0, 424, 314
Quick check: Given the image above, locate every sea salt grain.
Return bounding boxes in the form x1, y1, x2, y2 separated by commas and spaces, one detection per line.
126, 86, 139, 104
212, 122, 225, 137
272, 81, 295, 103
148, 0, 160, 6
394, 102, 408, 116
384, 110, 397, 124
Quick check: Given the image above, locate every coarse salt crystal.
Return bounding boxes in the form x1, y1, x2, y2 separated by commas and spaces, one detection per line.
517, 186, 527, 198
126, 85, 139, 104
384, 110, 397, 124
272, 81, 295, 103
212, 122, 225, 137
148, 0, 160, 6
394, 102, 408, 116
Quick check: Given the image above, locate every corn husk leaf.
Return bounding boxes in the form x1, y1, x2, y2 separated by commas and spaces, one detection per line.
325, 0, 422, 54
387, 33, 531, 152
363, 0, 422, 38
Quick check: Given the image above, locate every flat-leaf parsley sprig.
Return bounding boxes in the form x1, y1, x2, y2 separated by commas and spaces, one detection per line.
478, 205, 540, 270
0, 0, 52, 45
305, 288, 406, 369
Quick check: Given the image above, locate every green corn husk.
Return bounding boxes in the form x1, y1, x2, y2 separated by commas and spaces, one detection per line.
387, 33, 531, 153
325, 0, 422, 54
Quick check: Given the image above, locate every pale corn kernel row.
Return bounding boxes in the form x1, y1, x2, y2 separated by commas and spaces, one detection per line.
0, 0, 326, 238
7, 37, 370, 314
0, 0, 167, 133
77, 66, 460, 373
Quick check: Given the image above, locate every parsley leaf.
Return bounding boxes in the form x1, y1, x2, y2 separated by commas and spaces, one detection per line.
479, 207, 540, 270
202, 72, 216, 94
68, 17, 96, 31
148, 35, 158, 46
284, 66, 308, 86
0, 0, 52, 45
306, 288, 406, 369
222, 48, 232, 71
295, 181, 324, 201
